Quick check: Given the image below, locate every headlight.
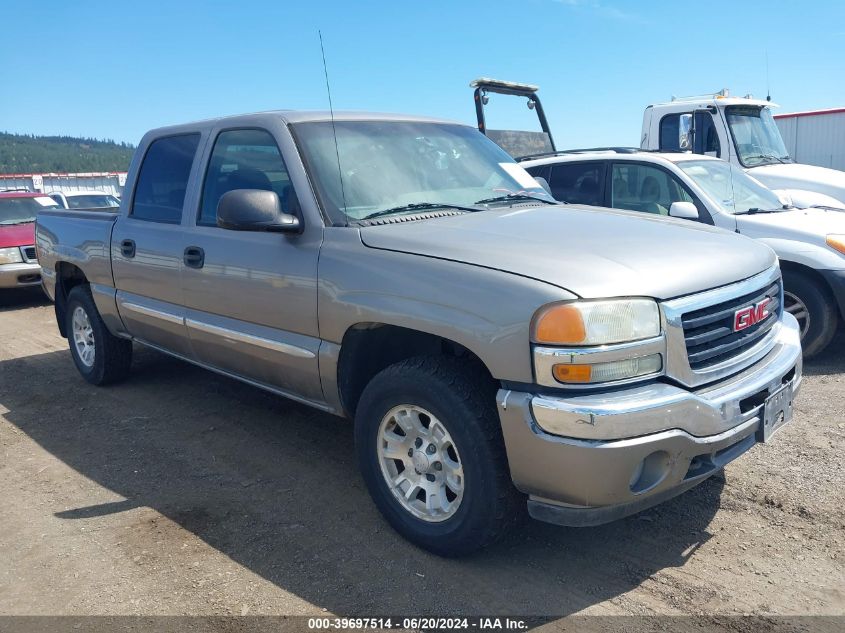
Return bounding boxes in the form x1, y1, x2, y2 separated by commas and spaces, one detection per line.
827, 235, 845, 256
0, 247, 24, 265
532, 299, 661, 346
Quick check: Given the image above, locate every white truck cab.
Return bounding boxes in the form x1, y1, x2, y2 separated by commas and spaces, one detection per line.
641, 90, 845, 208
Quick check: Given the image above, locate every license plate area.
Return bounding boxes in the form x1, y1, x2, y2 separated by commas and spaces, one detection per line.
758, 382, 794, 442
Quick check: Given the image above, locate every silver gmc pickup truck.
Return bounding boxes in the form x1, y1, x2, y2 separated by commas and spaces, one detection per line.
36, 111, 803, 556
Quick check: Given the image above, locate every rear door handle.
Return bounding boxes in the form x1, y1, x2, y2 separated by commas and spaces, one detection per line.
183, 246, 205, 269
120, 239, 136, 258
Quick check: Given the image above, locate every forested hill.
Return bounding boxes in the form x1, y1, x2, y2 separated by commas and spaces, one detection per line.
0, 132, 135, 173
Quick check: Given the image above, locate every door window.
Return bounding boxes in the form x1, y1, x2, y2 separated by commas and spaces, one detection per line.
131, 134, 200, 223
547, 162, 605, 205
611, 163, 693, 215
703, 116, 721, 155
199, 129, 296, 226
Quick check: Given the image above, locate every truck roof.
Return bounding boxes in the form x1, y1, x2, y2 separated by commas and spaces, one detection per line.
648, 95, 778, 109
55, 190, 113, 197
521, 149, 722, 168
144, 110, 464, 138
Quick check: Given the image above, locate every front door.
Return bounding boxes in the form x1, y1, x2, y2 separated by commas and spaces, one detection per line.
609, 162, 701, 218
179, 127, 323, 403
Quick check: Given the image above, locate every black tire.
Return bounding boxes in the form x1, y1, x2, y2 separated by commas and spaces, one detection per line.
782, 270, 838, 358
65, 285, 133, 385
354, 356, 522, 557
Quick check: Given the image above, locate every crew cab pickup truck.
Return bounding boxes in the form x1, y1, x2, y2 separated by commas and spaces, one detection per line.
522, 150, 845, 357
0, 191, 59, 289
36, 111, 803, 556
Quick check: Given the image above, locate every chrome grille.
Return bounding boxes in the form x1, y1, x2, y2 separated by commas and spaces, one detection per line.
682, 279, 782, 370
23, 246, 37, 262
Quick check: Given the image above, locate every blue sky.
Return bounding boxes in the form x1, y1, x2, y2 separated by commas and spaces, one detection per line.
2, 0, 844, 148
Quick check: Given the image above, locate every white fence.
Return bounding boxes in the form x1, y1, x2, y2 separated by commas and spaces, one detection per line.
0, 172, 127, 197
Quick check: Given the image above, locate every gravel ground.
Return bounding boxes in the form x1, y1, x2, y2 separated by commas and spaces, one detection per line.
0, 288, 843, 626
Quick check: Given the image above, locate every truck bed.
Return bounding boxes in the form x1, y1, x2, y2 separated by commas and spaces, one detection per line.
35, 209, 119, 302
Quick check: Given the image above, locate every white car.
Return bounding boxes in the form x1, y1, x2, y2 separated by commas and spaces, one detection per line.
523, 150, 845, 357
48, 190, 120, 210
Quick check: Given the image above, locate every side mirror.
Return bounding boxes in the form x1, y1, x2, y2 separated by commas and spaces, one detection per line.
533, 176, 553, 197
669, 201, 699, 220
217, 189, 300, 233
679, 113, 693, 151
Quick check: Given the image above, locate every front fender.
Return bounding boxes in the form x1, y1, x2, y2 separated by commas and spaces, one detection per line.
317, 229, 573, 383
758, 237, 845, 271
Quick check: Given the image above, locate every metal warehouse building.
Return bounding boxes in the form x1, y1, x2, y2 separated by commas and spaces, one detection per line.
0, 172, 127, 197
775, 108, 845, 171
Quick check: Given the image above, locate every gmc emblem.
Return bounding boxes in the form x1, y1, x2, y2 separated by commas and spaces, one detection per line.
733, 298, 772, 332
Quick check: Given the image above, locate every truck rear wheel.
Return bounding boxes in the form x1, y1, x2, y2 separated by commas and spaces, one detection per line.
354, 356, 521, 557
65, 285, 132, 385
782, 270, 838, 358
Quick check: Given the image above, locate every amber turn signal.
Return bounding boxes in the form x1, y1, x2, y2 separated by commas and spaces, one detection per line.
533, 304, 587, 345
552, 364, 592, 383
827, 235, 845, 256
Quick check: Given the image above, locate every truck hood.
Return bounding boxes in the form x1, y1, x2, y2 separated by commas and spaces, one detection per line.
748, 163, 845, 205
0, 221, 35, 248
359, 205, 776, 300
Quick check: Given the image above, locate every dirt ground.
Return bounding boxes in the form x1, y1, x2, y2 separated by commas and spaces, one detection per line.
0, 288, 843, 625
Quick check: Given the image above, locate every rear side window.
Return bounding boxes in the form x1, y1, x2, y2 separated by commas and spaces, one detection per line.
199, 129, 295, 226
131, 134, 200, 223
547, 162, 605, 205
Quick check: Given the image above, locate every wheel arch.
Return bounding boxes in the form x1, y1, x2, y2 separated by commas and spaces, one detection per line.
779, 259, 839, 315
336, 322, 497, 418
54, 262, 89, 338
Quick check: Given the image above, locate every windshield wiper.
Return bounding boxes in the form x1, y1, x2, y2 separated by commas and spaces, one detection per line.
356, 202, 481, 222
474, 193, 558, 206
744, 153, 788, 165
810, 205, 845, 211
0, 220, 35, 226
735, 206, 788, 215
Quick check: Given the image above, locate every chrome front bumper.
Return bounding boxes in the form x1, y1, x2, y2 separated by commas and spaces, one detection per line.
498, 313, 802, 527
0, 262, 42, 288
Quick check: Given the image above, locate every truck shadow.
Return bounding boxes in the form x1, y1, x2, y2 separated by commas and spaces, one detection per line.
802, 330, 845, 376
0, 287, 50, 312
0, 346, 726, 619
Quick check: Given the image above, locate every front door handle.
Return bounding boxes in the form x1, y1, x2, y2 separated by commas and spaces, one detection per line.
183, 246, 205, 269
120, 239, 136, 258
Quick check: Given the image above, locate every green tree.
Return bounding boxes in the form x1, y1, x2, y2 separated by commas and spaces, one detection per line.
0, 132, 135, 173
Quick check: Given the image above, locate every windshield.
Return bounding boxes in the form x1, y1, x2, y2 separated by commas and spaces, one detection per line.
677, 159, 784, 215
725, 106, 790, 167
291, 121, 550, 224
0, 196, 59, 225
66, 194, 120, 209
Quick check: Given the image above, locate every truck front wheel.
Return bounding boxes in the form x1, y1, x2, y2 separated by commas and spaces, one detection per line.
65, 285, 132, 385
354, 356, 521, 557
782, 270, 838, 358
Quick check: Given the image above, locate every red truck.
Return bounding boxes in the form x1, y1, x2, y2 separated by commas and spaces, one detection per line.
0, 192, 59, 289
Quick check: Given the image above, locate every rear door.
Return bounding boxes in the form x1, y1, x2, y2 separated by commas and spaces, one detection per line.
112, 133, 203, 356
179, 125, 324, 403
545, 161, 607, 206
